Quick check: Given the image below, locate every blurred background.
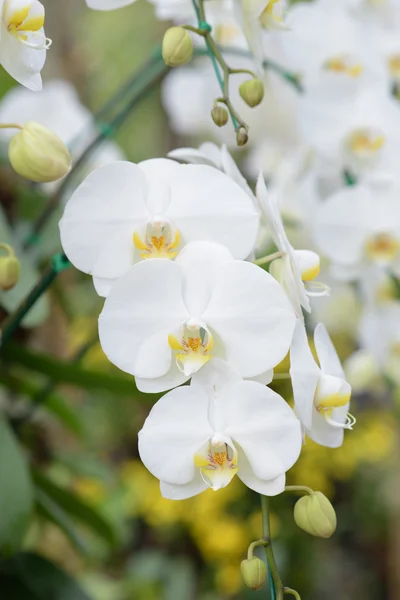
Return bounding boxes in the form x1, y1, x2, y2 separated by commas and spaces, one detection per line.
0, 0, 398, 599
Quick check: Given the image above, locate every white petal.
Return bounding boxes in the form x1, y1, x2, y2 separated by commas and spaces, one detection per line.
190, 358, 242, 396
86, 0, 135, 8
289, 320, 320, 430
307, 410, 345, 449
59, 162, 148, 276
135, 360, 189, 393
0, 26, 45, 91
160, 474, 208, 500
98, 260, 187, 377
203, 261, 296, 377
247, 369, 274, 385
138, 386, 213, 485
314, 323, 345, 379
237, 451, 286, 496
167, 165, 259, 260
220, 145, 255, 200
175, 241, 233, 316
223, 381, 302, 481
167, 147, 220, 168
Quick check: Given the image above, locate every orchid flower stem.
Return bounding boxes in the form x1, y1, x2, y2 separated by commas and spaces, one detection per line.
284, 485, 314, 496
247, 539, 268, 559
261, 495, 284, 600
0, 123, 23, 130
284, 588, 301, 599
193, 0, 249, 138
255, 251, 285, 266
0, 243, 15, 256
273, 373, 291, 380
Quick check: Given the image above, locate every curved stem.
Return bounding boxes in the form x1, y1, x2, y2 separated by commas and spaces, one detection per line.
247, 539, 268, 560
254, 251, 285, 266
261, 495, 284, 600
0, 243, 15, 256
284, 588, 301, 599
284, 485, 314, 496
0, 123, 23, 130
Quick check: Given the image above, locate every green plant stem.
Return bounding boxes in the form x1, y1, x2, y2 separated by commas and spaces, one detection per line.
284, 588, 301, 599
23, 50, 168, 251
254, 251, 285, 266
261, 495, 284, 600
284, 485, 314, 496
0, 254, 70, 347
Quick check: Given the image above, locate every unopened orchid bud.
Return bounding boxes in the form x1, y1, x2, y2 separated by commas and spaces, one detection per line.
0, 244, 20, 291
9, 122, 71, 183
211, 106, 229, 127
241, 557, 267, 590
294, 491, 337, 538
239, 78, 265, 107
236, 127, 248, 147
162, 27, 193, 67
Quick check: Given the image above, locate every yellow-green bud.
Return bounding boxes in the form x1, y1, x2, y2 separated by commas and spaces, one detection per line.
239, 78, 265, 108
211, 106, 229, 127
0, 244, 20, 291
240, 557, 267, 590
294, 491, 337, 538
9, 122, 71, 183
236, 127, 248, 147
162, 26, 193, 67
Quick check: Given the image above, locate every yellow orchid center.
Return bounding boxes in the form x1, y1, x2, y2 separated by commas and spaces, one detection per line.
3, 0, 51, 49
324, 55, 363, 78
389, 55, 400, 81
347, 129, 386, 159
294, 250, 321, 282
133, 218, 180, 260
194, 437, 238, 491
260, 0, 285, 29
365, 232, 400, 263
314, 374, 355, 430
168, 320, 213, 376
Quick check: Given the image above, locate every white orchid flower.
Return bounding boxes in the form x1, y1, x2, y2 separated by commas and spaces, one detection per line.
59, 159, 259, 297
85, 0, 135, 10
290, 320, 354, 448
138, 359, 302, 499
98, 240, 296, 393
256, 172, 327, 319
0, 0, 50, 91
314, 176, 400, 281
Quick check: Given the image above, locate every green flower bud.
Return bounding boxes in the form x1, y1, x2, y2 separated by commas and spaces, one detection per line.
9, 122, 71, 183
240, 557, 267, 590
162, 26, 193, 67
0, 244, 20, 291
294, 491, 337, 538
239, 78, 265, 108
236, 127, 248, 147
211, 106, 229, 127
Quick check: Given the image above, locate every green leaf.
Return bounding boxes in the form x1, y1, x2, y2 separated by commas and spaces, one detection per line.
0, 419, 33, 555
2, 342, 141, 396
0, 207, 49, 328
0, 552, 93, 599
33, 470, 118, 548
0, 371, 84, 438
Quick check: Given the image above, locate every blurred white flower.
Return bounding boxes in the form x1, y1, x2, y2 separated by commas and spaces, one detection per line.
60, 159, 259, 296
290, 320, 354, 448
98, 240, 296, 392
257, 173, 327, 318
85, 0, 136, 10
314, 176, 400, 281
138, 359, 302, 499
0, 0, 49, 91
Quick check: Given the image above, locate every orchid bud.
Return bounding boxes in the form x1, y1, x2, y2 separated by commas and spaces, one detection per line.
9, 122, 71, 183
239, 78, 265, 107
294, 491, 337, 538
240, 557, 267, 590
0, 244, 20, 291
236, 127, 248, 146
162, 27, 193, 67
211, 106, 229, 127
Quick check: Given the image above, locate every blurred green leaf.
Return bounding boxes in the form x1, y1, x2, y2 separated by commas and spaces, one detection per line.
0, 552, 93, 599
0, 419, 33, 555
33, 470, 118, 548
0, 206, 49, 328
3, 342, 139, 396
0, 371, 85, 438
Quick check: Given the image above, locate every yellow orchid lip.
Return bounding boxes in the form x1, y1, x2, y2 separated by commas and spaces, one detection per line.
347, 129, 386, 157
4, 1, 51, 50
365, 232, 400, 263
133, 220, 180, 260
195, 440, 238, 491
324, 56, 364, 78
168, 322, 214, 377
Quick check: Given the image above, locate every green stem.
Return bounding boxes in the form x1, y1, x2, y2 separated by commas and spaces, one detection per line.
247, 539, 268, 559
284, 485, 314, 496
0, 253, 70, 347
254, 251, 285, 266
0, 123, 23, 130
23, 50, 168, 250
284, 588, 301, 599
261, 495, 284, 600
